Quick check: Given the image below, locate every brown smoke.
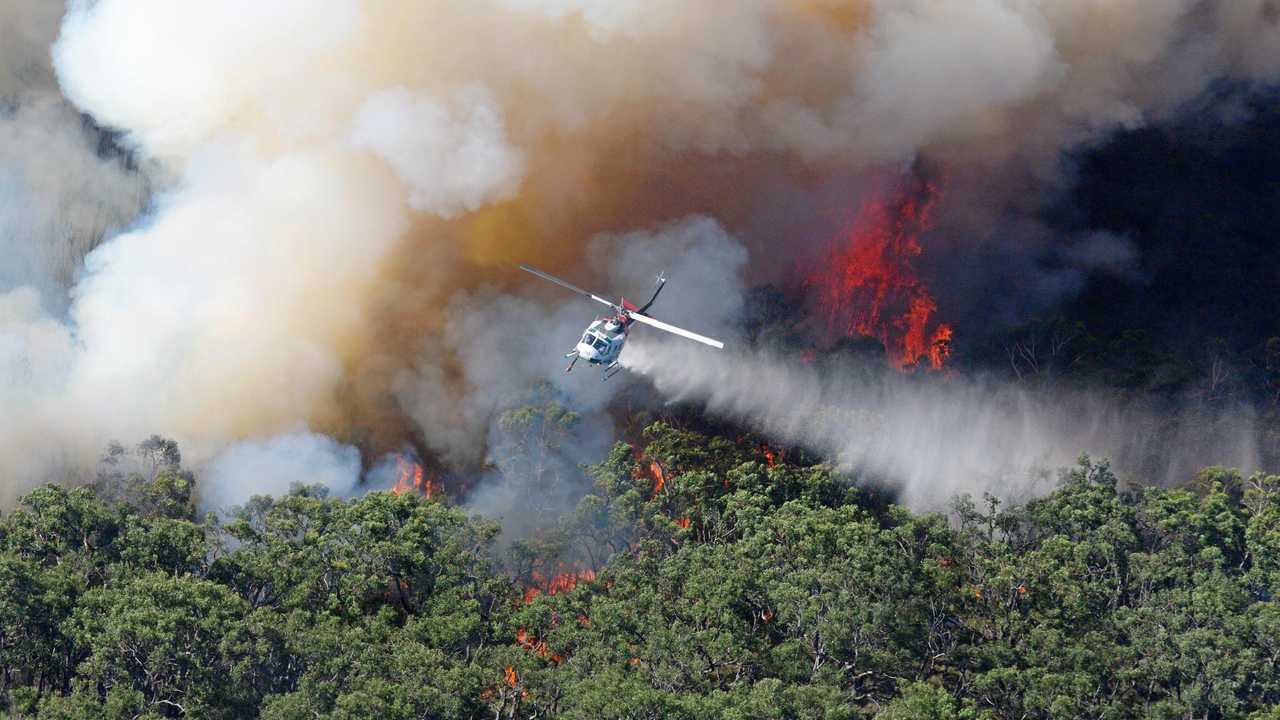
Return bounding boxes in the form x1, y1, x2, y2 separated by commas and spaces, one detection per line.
0, 1, 1275, 505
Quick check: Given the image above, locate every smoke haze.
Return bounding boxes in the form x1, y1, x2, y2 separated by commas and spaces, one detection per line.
201, 431, 362, 514
622, 340, 1263, 508
0, 1, 1277, 511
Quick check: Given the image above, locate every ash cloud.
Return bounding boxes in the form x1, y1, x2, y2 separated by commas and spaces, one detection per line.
0, 0, 1275, 512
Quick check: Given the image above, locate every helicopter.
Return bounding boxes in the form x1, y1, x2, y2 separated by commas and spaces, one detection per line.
519, 264, 724, 381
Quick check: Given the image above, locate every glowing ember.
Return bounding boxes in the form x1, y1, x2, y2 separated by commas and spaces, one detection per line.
676, 517, 691, 529
389, 456, 439, 498
806, 180, 953, 370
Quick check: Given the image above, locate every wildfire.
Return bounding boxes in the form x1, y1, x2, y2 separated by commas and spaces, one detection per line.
389, 456, 439, 498
760, 444, 783, 468
805, 180, 953, 370
630, 444, 668, 497
647, 461, 666, 495
515, 628, 562, 662
522, 566, 597, 604
513, 565, 594, 668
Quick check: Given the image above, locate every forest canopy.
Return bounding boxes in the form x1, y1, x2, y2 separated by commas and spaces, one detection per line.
0, 419, 1278, 720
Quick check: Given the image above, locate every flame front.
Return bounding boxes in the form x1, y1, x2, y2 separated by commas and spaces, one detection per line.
389, 456, 439, 498
806, 181, 953, 370
522, 567, 597, 604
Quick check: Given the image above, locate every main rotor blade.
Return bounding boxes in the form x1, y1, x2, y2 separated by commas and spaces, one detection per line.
519, 264, 616, 309
629, 312, 724, 349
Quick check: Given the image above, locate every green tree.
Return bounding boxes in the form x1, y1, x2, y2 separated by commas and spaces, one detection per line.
65, 572, 252, 718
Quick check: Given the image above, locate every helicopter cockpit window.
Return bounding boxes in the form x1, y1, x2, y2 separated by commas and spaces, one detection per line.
593, 336, 608, 350
581, 334, 592, 345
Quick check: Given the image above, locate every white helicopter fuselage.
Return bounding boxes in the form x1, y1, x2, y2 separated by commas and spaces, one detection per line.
575, 317, 628, 365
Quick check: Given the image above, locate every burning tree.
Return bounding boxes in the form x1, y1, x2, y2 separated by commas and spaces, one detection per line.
388, 455, 440, 499
805, 179, 953, 371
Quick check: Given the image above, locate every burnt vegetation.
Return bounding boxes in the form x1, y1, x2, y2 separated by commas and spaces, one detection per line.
0, 424, 1279, 719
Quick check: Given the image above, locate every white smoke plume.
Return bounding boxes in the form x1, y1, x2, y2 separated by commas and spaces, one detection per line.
350, 86, 525, 218
0, 0, 1274, 510
0, 0, 63, 96
0, 0, 149, 308
0, 98, 150, 304
201, 431, 362, 513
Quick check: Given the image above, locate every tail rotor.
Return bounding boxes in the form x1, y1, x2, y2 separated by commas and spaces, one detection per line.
638, 271, 667, 315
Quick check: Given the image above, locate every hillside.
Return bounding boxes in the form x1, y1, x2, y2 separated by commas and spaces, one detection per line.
3, 420, 1279, 719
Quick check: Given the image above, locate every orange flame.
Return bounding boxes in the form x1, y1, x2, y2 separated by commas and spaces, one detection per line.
515, 567, 593, 666
516, 628, 558, 659
516, 628, 563, 663
760, 444, 784, 468
629, 444, 668, 497
504, 665, 518, 687
806, 181, 952, 370
523, 566, 596, 604
390, 456, 439, 498
510, 564, 599, 677
676, 517, 691, 529
648, 461, 666, 495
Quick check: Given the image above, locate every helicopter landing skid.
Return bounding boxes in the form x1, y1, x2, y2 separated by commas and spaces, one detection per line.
602, 361, 623, 382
